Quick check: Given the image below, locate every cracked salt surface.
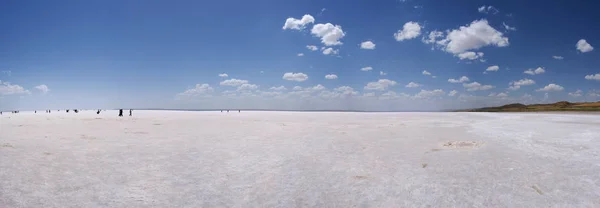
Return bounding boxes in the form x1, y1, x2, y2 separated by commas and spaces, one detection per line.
1, 111, 600, 207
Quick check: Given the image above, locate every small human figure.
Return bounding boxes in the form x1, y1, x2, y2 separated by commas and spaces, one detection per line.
129, 109, 132, 116
118, 109, 123, 117
97, 109, 101, 114
66, 110, 69, 113
227, 110, 229, 113
238, 110, 240, 113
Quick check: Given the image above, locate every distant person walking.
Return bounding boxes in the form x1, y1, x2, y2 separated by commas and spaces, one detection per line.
238, 110, 240, 113
97, 109, 101, 114
118, 109, 123, 117
129, 109, 132, 116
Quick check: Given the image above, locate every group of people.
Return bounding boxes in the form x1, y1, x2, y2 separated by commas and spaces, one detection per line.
1, 109, 132, 117
221, 110, 241, 113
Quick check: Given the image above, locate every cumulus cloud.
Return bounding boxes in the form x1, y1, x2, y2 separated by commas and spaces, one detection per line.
437, 19, 508, 54
585, 73, 600, 81
269, 86, 287, 91
524, 67, 545, 75
34, 84, 49, 94
311, 23, 346, 46
448, 90, 458, 96
237, 83, 258, 91
282, 14, 315, 30
448, 76, 469, 83
422, 30, 443, 45
536, 84, 564, 92
414, 89, 445, 99
177, 84, 214, 97
364, 79, 397, 91
0, 81, 30, 95
220, 79, 248, 86
380, 71, 387, 76
508, 78, 535, 90
306, 45, 318, 51
457, 51, 485, 60
486, 65, 499, 72
405, 82, 422, 88
297, 53, 304, 56
360, 41, 376, 49
488, 92, 508, 97
332, 86, 358, 96
325, 74, 338, 79
463, 82, 494, 91
422, 70, 432, 76
292, 86, 303, 91
502, 22, 516, 31
568, 89, 583, 97
576, 39, 594, 53
322, 47, 339, 55
283, 72, 308, 82
361, 66, 373, 71
218, 73, 228, 78
394, 22, 422, 41
552, 56, 564, 60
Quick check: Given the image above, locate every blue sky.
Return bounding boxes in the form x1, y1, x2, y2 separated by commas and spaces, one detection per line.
1, 0, 599, 111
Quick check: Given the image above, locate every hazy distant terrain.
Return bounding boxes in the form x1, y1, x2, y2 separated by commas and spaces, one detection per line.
461, 101, 600, 112
1, 111, 600, 207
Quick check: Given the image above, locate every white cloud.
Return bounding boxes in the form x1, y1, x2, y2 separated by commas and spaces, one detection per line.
405, 82, 422, 88
437, 19, 509, 54
361, 66, 373, 71
363, 92, 376, 97
333, 86, 358, 96
306, 45, 318, 51
325, 74, 338, 80
177, 84, 213, 97
576, 39, 594, 53
422, 30, 443, 44
448, 76, 469, 83
292, 86, 303, 91
218, 73, 228, 78
380, 71, 387, 76
478, 6, 499, 14
457, 51, 484, 60
463, 82, 494, 91
269, 86, 287, 91
297, 53, 304, 56
585, 74, 600, 81
486, 65, 499, 72
308, 84, 325, 91
322, 47, 339, 55
536, 84, 564, 92
448, 90, 458, 96
282, 14, 315, 30
311, 23, 346, 46
524, 67, 545, 75
364, 79, 397, 91
552, 56, 564, 60
360, 41, 376, 49
0, 81, 29, 95
220, 79, 248, 86
508, 78, 535, 90
283, 72, 308, 82
34, 84, 49, 94
394, 21, 422, 41
569, 89, 583, 97
415, 89, 445, 99
488, 92, 508, 97
237, 83, 258, 91
422, 70, 432, 76
503, 22, 516, 31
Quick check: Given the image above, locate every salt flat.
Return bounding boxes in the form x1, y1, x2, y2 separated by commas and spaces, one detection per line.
1, 110, 600, 207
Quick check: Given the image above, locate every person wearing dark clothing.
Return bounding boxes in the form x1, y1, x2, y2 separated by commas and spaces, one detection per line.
97, 109, 101, 114
239, 110, 240, 113
118, 109, 123, 117
129, 109, 132, 116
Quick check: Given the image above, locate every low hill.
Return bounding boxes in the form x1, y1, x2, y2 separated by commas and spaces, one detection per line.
459, 101, 600, 112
